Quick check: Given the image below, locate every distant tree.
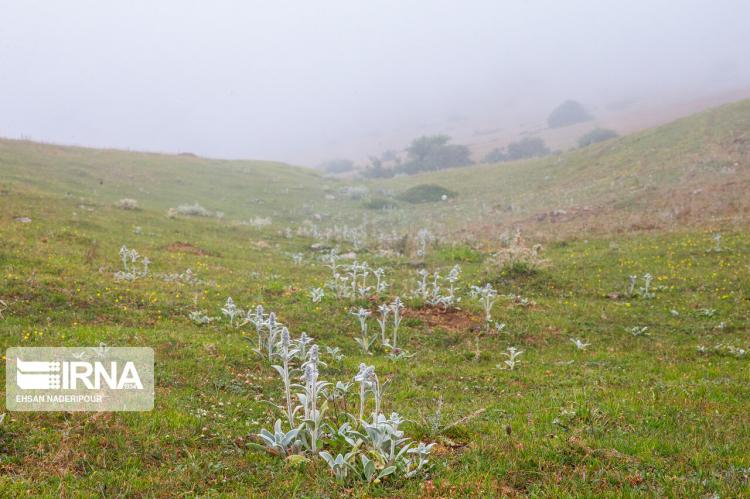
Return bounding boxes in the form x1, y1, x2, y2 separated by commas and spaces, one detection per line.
320, 158, 355, 174
482, 148, 507, 163
547, 100, 592, 128
363, 155, 394, 178
577, 128, 618, 147
380, 150, 398, 162
505, 137, 550, 160
398, 135, 472, 174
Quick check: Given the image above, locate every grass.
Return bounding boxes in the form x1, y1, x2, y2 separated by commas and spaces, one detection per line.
0, 184, 749, 496
0, 100, 749, 495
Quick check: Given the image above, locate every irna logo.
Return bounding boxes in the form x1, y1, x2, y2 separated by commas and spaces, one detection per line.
15, 358, 144, 390
6, 347, 154, 412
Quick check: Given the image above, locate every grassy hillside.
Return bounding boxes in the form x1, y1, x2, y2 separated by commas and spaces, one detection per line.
0, 101, 749, 496
368, 99, 750, 239
0, 140, 337, 223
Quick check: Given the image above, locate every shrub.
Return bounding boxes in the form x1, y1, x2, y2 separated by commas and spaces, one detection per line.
396, 135, 472, 174
363, 198, 398, 210
167, 202, 222, 218
483, 230, 549, 276
482, 148, 507, 163
505, 137, 550, 160
397, 184, 457, 204
577, 128, 618, 147
115, 198, 139, 210
547, 100, 592, 128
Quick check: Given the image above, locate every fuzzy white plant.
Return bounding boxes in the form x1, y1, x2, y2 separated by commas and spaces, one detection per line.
444, 265, 462, 306
188, 310, 215, 325
415, 228, 433, 258
298, 348, 328, 453
114, 246, 150, 282
310, 287, 324, 303
373, 267, 388, 294
639, 273, 654, 299
471, 283, 498, 324
295, 332, 314, 361
628, 326, 649, 337
710, 233, 722, 252
390, 297, 405, 350
627, 275, 638, 296
351, 308, 375, 354
413, 269, 429, 300
354, 363, 384, 422
264, 312, 282, 361
376, 303, 390, 345
115, 198, 139, 210
570, 338, 590, 351
272, 327, 298, 427
221, 297, 242, 327
245, 305, 266, 352
498, 346, 524, 370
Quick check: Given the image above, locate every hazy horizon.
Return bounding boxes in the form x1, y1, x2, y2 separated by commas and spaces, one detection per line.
2, 1, 749, 166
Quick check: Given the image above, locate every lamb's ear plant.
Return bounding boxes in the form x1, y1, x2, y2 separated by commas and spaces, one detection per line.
373, 267, 388, 294
355, 454, 397, 483
628, 326, 649, 337
414, 269, 430, 300
351, 308, 375, 354
319, 451, 354, 482
310, 287, 324, 303
297, 348, 328, 454
639, 273, 654, 299
498, 346, 524, 370
221, 297, 242, 327
387, 348, 415, 360
114, 245, 150, 281
376, 304, 390, 345
265, 312, 281, 361
626, 275, 637, 297
404, 442, 435, 477
444, 264, 462, 307
245, 305, 266, 352
390, 297, 405, 350
188, 310, 215, 325
570, 338, 590, 351
325, 346, 344, 362
248, 419, 302, 457
709, 232, 722, 252
295, 332, 314, 360
471, 283, 498, 327
416, 228, 433, 258
272, 327, 299, 427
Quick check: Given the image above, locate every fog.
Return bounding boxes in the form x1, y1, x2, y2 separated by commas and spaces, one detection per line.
1, 0, 749, 166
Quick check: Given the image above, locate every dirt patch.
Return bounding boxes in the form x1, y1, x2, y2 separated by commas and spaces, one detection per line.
165, 241, 210, 256
404, 306, 482, 333
522, 325, 563, 346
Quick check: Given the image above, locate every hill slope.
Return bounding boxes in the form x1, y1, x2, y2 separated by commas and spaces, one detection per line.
0, 140, 336, 223
369, 99, 750, 239
1, 99, 749, 239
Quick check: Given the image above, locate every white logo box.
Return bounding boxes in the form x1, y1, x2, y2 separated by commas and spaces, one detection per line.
6, 347, 154, 411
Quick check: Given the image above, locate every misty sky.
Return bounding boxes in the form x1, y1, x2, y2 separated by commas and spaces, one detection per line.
1, 1, 749, 166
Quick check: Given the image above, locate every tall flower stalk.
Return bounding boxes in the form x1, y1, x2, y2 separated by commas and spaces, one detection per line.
272, 327, 298, 427
390, 297, 404, 349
